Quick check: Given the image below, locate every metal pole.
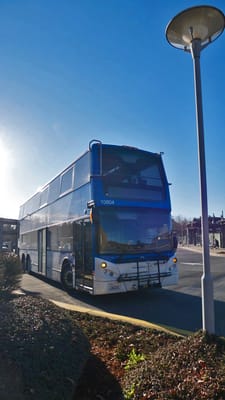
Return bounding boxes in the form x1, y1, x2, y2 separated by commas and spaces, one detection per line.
191, 39, 215, 334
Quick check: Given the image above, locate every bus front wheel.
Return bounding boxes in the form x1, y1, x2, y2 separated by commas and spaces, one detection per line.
61, 263, 73, 291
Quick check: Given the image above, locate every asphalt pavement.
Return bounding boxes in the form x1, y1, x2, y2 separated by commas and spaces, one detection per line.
20, 246, 225, 337
20, 273, 182, 336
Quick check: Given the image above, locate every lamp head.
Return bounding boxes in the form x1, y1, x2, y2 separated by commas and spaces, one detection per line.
166, 5, 225, 52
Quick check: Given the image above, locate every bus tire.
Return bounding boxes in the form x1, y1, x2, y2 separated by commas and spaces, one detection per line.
61, 262, 73, 291
21, 254, 26, 273
26, 255, 31, 273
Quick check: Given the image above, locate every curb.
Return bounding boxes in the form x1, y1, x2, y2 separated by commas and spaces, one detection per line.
51, 299, 186, 337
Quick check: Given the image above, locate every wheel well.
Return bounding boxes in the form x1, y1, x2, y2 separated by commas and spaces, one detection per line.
21, 253, 31, 272
61, 259, 72, 279
62, 258, 71, 270
25, 254, 31, 271
21, 254, 26, 269
61, 259, 73, 289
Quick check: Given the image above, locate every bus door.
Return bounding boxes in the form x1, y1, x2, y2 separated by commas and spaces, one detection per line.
38, 229, 47, 275
73, 220, 93, 290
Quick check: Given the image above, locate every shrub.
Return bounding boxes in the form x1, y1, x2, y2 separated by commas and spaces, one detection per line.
0, 253, 22, 291
125, 348, 145, 370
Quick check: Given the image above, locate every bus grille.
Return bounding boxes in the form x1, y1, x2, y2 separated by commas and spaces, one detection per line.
117, 271, 171, 283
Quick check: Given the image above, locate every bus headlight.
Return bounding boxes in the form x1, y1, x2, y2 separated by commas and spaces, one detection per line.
173, 257, 177, 264
101, 262, 107, 269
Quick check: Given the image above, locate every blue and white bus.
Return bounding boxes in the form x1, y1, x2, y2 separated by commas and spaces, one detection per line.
19, 140, 178, 295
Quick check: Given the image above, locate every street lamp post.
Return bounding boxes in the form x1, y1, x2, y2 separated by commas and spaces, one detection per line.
166, 6, 225, 334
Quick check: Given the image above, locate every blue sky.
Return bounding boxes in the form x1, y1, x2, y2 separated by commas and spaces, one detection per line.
0, 0, 225, 220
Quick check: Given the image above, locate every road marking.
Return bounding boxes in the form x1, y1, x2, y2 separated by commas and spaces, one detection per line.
180, 262, 202, 266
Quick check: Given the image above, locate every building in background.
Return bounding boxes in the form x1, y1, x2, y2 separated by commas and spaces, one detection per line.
0, 218, 19, 254
183, 214, 225, 248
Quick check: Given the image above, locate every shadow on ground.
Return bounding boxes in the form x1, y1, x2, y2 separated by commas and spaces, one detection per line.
71, 288, 225, 336
74, 354, 123, 400
21, 273, 225, 337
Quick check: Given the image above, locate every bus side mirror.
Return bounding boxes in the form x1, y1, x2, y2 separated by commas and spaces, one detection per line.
89, 207, 99, 224
87, 200, 95, 209
87, 201, 99, 223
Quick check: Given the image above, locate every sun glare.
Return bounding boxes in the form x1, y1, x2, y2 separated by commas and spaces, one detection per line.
0, 139, 10, 181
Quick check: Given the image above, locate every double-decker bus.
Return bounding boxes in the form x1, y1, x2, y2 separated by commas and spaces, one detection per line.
19, 140, 178, 295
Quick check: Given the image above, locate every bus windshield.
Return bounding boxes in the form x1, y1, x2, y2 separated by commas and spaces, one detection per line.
98, 208, 173, 255
102, 146, 165, 201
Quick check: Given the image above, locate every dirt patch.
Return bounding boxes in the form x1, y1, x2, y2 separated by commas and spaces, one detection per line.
0, 292, 89, 400
1, 292, 225, 399
0, 356, 24, 400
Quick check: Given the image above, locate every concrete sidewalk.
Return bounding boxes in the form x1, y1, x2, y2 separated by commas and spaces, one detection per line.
180, 244, 225, 257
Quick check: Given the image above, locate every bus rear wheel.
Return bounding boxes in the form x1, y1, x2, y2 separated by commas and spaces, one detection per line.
26, 255, 31, 273
21, 254, 26, 273
61, 263, 73, 291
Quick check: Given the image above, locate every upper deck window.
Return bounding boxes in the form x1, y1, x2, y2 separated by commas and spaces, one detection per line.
40, 187, 48, 207
60, 167, 73, 195
22, 192, 41, 217
48, 176, 60, 203
74, 153, 90, 189
102, 147, 166, 201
